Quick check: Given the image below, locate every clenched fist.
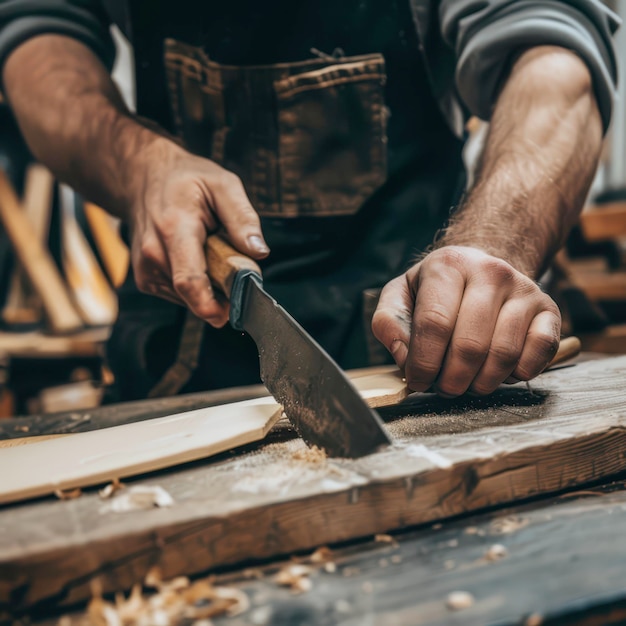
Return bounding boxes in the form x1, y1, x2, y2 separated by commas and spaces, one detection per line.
372, 246, 561, 397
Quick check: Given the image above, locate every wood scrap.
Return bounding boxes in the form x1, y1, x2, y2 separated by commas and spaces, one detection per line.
0, 170, 83, 333
83, 201, 130, 288
60, 185, 118, 327
2, 164, 54, 326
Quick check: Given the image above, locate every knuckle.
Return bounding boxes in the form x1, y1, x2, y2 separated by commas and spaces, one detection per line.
488, 343, 521, 369
480, 258, 516, 284
172, 273, 203, 294
415, 308, 454, 340
138, 240, 162, 266
429, 247, 467, 272
532, 331, 560, 357
471, 381, 499, 396
453, 336, 489, 363
213, 170, 242, 193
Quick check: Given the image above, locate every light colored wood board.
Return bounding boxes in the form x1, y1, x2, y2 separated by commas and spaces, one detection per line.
0, 171, 83, 334
580, 202, 626, 241
60, 186, 118, 326
0, 396, 283, 504
83, 202, 129, 288
355, 368, 408, 407
1, 357, 626, 612
0, 370, 407, 503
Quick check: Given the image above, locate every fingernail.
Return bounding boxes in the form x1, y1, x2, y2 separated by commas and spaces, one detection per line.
248, 235, 270, 255
390, 340, 408, 365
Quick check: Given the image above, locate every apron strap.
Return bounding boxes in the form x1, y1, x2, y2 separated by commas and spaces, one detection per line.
147, 311, 206, 398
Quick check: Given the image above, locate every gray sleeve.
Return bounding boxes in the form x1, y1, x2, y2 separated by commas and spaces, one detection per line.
0, 0, 115, 79
439, 0, 620, 133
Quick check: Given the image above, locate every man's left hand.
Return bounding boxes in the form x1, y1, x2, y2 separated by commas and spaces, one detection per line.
372, 246, 561, 397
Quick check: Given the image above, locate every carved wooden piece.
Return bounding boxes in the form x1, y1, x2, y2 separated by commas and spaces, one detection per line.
0, 370, 407, 504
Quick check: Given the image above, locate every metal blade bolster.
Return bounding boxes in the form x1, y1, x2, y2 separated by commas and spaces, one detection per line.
229, 272, 391, 458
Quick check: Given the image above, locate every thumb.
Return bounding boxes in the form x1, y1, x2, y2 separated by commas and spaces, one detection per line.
372, 274, 414, 370
209, 170, 270, 259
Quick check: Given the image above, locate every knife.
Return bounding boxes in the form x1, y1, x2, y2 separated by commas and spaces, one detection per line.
206, 234, 391, 458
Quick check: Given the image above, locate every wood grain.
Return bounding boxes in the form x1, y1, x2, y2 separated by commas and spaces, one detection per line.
1, 356, 626, 614
0, 170, 83, 334
206, 234, 261, 297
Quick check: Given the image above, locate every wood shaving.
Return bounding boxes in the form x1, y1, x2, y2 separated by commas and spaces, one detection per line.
309, 546, 333, 563
291, 445, 327, 464
362, 581, 373, 594
490, 516, 528, 535
444, 560, 455, 570
378, 558, 389, 568
464, 526, 479, 535
323, 562, 337, 573
99, 478, 126, 499
15, 424, 29, 432
446, 591, 474, 611
274, 564, 313, 594
59, 569, 249, 625
104, 485, 174, 512
342, 566, 360, 577
525, 613, 544, 626
390, 555, 402, 564
374, 533, 397, 546
485, 544, 508, 561
55, 488, 82, 500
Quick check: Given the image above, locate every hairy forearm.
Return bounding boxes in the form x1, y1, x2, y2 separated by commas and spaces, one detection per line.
2, 34, 169, 220
438, 46, 603, 279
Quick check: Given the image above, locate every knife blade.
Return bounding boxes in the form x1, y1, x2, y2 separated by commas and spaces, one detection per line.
206, 234, 391, 458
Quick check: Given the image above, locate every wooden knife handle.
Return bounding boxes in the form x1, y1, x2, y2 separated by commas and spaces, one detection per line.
206, 234, 262, 298
546, 336, 581, 370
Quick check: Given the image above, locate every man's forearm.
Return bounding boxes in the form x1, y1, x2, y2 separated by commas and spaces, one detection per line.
2, 34, 166, 220
437, 46, 603, 279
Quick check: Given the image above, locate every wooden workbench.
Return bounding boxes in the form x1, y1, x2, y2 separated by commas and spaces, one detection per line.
3, 355, 626, 624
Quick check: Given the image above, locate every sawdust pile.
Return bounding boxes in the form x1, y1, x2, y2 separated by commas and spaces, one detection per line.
291, 445, 327, 464
58, 568, 249, 626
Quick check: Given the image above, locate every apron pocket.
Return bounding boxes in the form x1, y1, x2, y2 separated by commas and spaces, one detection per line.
275, 55, 387, 217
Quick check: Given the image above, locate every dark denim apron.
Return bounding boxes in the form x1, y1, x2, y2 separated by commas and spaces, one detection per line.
106, 0, 466, 400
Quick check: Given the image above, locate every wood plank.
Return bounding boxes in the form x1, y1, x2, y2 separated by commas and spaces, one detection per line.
0, 171, 83, 334
0, 371, 407, 504
45, 484, 626, 626
83, 202, 129, 288
209, 485, 626, 626
1, 356, 625, 614
0, 327, 109, 359
60, 186, 118, 327
580, 202, 626, 241
2, 165, 54, 326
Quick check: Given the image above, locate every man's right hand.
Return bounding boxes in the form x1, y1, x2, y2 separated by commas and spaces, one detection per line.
2, 35, 269, 327
128, 139, 270, 326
